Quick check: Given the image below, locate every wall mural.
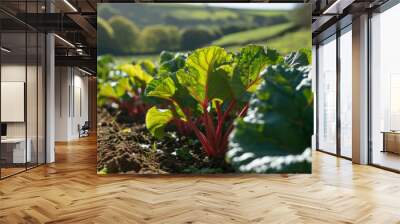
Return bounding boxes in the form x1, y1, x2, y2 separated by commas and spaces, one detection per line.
96, 3, 313, 174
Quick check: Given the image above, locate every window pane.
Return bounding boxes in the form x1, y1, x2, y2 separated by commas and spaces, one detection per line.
340, 28, 352, 158
371, 4, 400, 171
318, 36, 337, 154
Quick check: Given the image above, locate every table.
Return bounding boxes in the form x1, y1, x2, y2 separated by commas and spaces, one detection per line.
382, 131, 400, 154
1, 138, 31, 163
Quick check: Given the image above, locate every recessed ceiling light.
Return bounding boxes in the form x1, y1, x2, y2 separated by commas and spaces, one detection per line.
1, 47, 11, 53
54, 34, 75, 48
78, 67, 92, 76
63, 0, 78, 12
322, 0, 354, 15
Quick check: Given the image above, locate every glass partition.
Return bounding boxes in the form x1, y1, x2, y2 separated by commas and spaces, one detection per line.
317, 35, 337, 154
0, 2, 46, 179
1, 30, 27, 177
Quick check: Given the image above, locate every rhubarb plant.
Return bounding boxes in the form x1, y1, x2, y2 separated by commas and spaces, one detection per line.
226, 49, 313, 173
145, 45, 282, 157
98, 58, 155, 118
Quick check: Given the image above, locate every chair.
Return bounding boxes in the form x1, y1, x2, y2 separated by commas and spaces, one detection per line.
79, 121, 90, 138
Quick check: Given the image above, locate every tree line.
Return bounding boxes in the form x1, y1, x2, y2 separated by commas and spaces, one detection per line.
97, 5, 310, 56
98, 16, 234, 55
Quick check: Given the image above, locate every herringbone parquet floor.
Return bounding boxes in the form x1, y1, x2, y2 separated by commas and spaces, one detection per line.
1, 135, 400, 224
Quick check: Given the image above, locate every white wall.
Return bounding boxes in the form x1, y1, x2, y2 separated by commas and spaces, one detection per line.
1, 65, 26, 165
54, 66, 89, 141
55, 66, 69, 141
72, 73, 89, 138
1, 64, 28, 138
1, 63, 46, 164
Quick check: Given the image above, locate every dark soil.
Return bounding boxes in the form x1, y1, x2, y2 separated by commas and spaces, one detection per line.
97, 108, 234, 174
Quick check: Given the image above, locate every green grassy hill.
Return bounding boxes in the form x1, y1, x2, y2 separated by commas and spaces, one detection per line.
115, 29, 311, 64
225, 28, 311, 55
98, 3, 310, 57
263, 28, 311, 54
98, 3, 289, 28
212, 22, 294, 47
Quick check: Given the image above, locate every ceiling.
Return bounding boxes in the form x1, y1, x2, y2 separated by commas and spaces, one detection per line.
311, 0, 389, 42
0, 0, 98, 74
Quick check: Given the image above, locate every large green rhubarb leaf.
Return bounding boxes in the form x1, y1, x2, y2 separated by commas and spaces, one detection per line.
146, 106, 174, 138
284, 48, 311, 68
232, 45, 284, 102
176, 46, 233, 104
144, 53, 201, 135
97, 55, 115, 83
139, 60, 157, 75
159, 51, 187, 75
117, 64, 153, 86
146, 77, 176, 99
227, 51, 312, 173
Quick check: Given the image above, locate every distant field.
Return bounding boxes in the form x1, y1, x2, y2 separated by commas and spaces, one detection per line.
111, 28, 310, 65
170, 9, 239, 21
225, 28, 311, 55
241, 9, 287, 17
261, 28, 311, 54
212, 22, 294, 47
170, 8, 286, 21
100, 3, 288, 28
112, 29, 310, 64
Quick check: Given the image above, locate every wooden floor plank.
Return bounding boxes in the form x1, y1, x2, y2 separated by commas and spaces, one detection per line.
0, 135, 400, 223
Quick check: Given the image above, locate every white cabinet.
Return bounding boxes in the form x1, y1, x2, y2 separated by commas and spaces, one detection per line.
1, 138, 32, 163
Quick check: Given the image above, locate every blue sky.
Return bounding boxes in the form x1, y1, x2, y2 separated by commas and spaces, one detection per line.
187, 3, 299, 10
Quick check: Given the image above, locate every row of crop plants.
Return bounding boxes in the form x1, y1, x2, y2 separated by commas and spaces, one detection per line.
97, 45, 312, 173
